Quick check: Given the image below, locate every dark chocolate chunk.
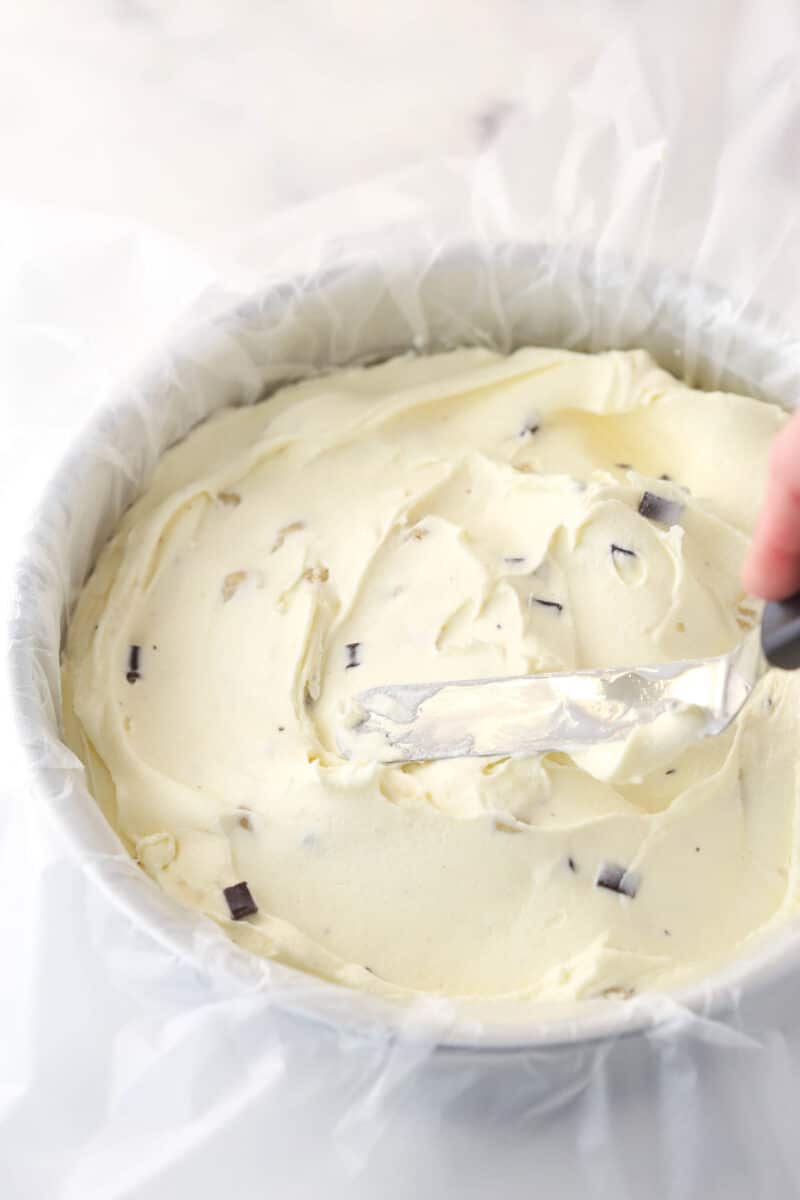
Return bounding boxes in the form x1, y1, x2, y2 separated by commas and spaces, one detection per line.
345, 642, 362, 669
531, 597, 564, 613
504, 556, 526, 565
659, 473, 672, 481
638, 490, 684, 526
610, 543, 636, 558
126, 645, 141, 684
223, 881, 258, 920
665, 768, 676, 776
519, 420, 540, 437
277, 725, 286, 732
596, 862, 639, 898
615, 462, 633, 470
568, 856, 577, 873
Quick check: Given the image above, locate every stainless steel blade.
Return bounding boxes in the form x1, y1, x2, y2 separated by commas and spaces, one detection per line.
337, 633, 764, 764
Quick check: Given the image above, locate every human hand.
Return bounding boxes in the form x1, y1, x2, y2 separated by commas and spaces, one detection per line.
742, 410, 800, 600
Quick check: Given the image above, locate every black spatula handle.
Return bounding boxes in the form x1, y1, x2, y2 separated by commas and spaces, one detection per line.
762, 593, 800, 669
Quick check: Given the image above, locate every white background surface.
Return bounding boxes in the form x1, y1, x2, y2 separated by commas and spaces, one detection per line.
3, 2, 800, 1197
0, 0, 590, 535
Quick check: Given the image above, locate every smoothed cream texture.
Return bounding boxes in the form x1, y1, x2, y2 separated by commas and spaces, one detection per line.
62, 347, 800, 1007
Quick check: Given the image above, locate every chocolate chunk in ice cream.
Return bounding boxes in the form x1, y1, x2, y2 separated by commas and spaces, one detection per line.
638, 491, 684, 526
224, 881, 258, 920
596, 862, 639, 898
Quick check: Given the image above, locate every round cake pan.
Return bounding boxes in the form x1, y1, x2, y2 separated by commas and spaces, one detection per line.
11, 239, 800, 1055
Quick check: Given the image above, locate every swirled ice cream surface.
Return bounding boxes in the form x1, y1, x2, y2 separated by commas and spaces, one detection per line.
62, 346, 799, 1007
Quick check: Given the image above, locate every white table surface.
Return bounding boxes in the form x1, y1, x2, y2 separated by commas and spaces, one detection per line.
3, 2, 800, 1197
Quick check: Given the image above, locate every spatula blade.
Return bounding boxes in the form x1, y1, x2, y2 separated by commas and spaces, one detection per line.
337, 637, 761, 764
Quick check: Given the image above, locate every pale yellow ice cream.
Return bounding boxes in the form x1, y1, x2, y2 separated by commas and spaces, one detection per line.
61, 346, 800, 1007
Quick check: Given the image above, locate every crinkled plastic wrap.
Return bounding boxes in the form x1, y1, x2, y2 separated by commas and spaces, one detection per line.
8, 7, 800, 1197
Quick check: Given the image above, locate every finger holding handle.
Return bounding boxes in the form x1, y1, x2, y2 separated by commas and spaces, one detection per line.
742, 411, 800, 600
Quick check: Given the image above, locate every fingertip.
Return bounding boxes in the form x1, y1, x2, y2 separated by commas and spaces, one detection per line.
740, 557, 761, 597
742, 535, 768, 594
742, 544, 800, 600
769, 412, 800, 481
741, 563, 771, 600
741, 413, 800, 601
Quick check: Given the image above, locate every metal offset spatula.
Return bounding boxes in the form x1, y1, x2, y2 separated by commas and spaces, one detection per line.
338, 594, 800, 764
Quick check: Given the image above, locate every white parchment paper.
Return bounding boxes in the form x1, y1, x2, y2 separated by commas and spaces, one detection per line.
4, 3, 800, 1196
